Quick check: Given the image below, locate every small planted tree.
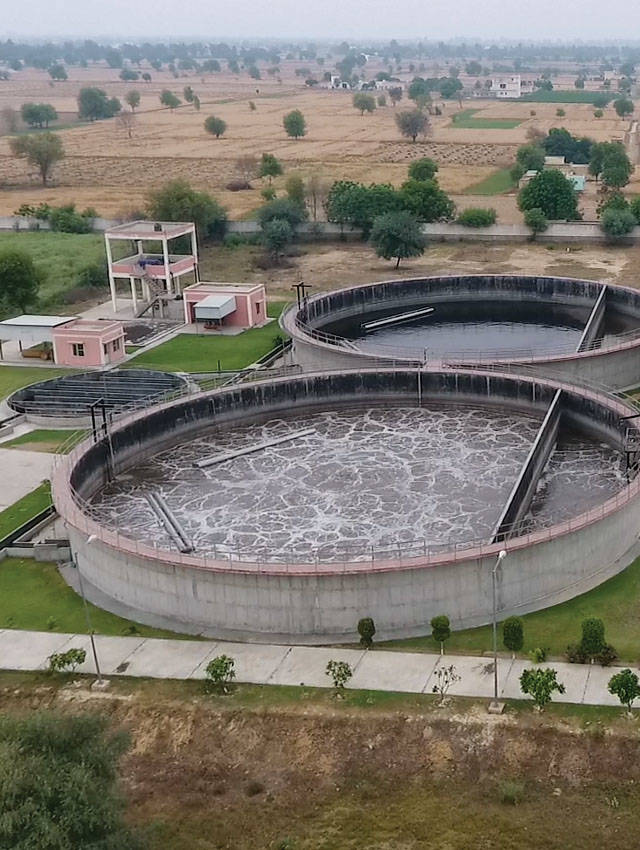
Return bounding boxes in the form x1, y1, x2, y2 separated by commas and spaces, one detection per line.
430, 614, 451, 655
204, 115, 227, 138
283, 109, 307, 139
353, 92, 376, 115
608, 669, 640, 712
205, 654, 236, 693
370, 210, 425, 268
259, 152, 283, 183
395, 108, 429, 142
580, 618, 606, 660
357, 617, 376, 649
408, 157, 438, 182
524, 207, 548, 239
48, 648, 87, 673
261, 218, 293, 263
519, 668, 565, 710
502, 616, 524, 657
326, 659, 352, 694
125, 90, 140, 111
432, 664, 460, 703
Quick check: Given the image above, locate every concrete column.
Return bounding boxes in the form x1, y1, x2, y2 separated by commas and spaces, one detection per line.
130, 277, 138, 314
104, 236, 117, 313
162, 235, 172, 295
190, 227, 199, 282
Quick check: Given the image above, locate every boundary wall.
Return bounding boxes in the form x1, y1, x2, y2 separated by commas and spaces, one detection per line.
53, 368, 640, 643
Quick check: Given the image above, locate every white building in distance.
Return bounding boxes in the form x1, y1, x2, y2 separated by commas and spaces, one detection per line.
490, 74, 535, 98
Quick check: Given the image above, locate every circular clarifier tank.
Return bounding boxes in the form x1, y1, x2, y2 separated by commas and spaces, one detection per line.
54, 369, 640, 643
280, 275, 640, 388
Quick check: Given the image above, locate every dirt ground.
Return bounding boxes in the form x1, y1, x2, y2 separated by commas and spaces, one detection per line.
4, 673, 640, 850
0, 67, 633, 222
201, 240, 640, 301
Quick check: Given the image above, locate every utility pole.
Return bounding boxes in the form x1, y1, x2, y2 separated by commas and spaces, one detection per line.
489, 549, 507, 712
291, 280, 312, 307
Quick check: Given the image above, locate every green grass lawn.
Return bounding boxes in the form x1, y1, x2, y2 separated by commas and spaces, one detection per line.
383, 556, 640, 662
463, 168, 517, 195
523, 90, 611, 104
0, 365, 74, 402
0, 557, 197, 638
0, 231, 104, 309
2, 429, 86, 453
128, 301, 287, 373
451, 109, 522, 129
0, 482, 52, 540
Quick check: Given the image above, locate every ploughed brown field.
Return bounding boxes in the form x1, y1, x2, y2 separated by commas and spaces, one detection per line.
0, 64, 635, 223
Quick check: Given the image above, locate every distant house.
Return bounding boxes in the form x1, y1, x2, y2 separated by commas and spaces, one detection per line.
489, 74, 535, 99
329, 74, 351, 90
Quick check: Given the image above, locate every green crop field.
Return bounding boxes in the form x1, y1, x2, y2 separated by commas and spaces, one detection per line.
451, 109, 522, 129
463, 168, 517, 195
523, 90, 611, 104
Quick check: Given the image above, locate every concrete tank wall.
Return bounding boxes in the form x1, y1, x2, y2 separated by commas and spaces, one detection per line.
281, 275, 640, 390
55, 369, 640, 643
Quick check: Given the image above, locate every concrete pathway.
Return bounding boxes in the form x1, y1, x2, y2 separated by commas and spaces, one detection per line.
0, 628, 630, 708
0, 448, 53, 511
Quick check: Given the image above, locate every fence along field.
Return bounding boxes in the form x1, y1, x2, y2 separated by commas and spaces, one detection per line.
0, 63, 633, 221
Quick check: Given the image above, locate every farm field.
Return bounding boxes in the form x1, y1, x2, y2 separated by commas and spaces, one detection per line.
0, 65, 633, 225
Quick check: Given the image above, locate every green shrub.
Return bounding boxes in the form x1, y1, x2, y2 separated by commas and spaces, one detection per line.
48, 204, 93, 233
600, 208, 637, 240
608, 668, 640, 710
456, 207, 497, 227
430, 614, 451, 653
205, 654, 236, 692
524, 207, 548, 235
520, 667, 565, 710
357, 617, 376, 648
528, 647, 547, 664
580, 618, 606, 658
596, 644, 618, 667
48, 647, 86, 673
499, 780, 525, 805
502, 616, 524, 654
326, 659, 352, 691
76, 261, 108, 288
408, 157, 438, 182
566, 643, 588, 664
257, 197, 307, 230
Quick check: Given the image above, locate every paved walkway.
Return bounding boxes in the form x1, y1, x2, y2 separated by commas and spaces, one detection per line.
0, 448, 53, 511
0, 629, 630, 707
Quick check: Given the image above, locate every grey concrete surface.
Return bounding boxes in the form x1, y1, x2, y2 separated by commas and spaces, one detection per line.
0, 448, 53, 510
0, 628, 635, 709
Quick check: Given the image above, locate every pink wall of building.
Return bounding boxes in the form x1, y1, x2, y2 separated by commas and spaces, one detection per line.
53, 320, 126, 367
183, 283, 267, 329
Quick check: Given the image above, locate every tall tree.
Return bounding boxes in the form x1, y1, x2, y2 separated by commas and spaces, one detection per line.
204, 115, 227, 138
352, 92, 376, 115
146, 179, 227, 241
78, 87, 121, 120
283, 109, 307, 138
395, 109, 429, 142
399, 178, 455, 222
10, 131, 64, 185
159, 89, 181, 110
125, 90, 140, 111
518, 169, 580, 220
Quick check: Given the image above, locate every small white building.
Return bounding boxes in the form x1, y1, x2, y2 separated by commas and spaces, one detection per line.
490, 74, 535, 99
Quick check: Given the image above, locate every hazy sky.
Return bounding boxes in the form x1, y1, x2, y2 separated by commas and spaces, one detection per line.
5, 0, 640, 41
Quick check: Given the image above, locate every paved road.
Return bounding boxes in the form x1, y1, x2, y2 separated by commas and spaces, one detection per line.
0, 628, 631, 707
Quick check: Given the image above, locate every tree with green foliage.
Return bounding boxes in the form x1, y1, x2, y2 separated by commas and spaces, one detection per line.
283, 109, 307, 138
580, 618, 606, 658
524, 207, 549, 237
49, 203, 95, 233
395, 108, 429, 142
20, 102, 58, 128
285, 173, 305, 208
9, 131, 64, 185
593, 92, 610, 109
389, 86, 403, 106
520, 668, 565, 710
259, 152, 283, 183
257, 197, 307, 231
353, 92, 376, 115
326, 659, 353, 692
248, 65, 261, 80
543, 127, 593, 164
0, 248, 42, 314
574, 77, 585, 89
629, 196, 640, 223
48, 647, 86, 673
512, 143, 545, 181
465, 60, 482, 75
408, 157, 438, 182
146, 178, 227, 241
408, 77, 431, 103
0, 712, 143, 849
48, 63, 67, 81
357, 617, 376, 648
119, 67, 139, 81
601, 207, 637, 240
204, 115, 227, 138
400, 178, 455, 222
439, 76, 463, 99
518, 170, 580, 220
430, 614, 451, 654
125, 90, 140, 111
614, 97, 634, 117
261, 218, 293, 262
183, 85, 195, 103
370, 209, 425, 268
159, 89, 181, 110
78, 87, 121, 120
589, 141, 632, 187
502, 616, 524, 656
608, 668, 640, 712
326, 180, 402, 236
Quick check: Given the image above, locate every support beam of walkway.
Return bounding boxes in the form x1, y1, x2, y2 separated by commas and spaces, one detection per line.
194, 428, 315, 469
576, 285, 607, 353
490, 389, 563, 543
362, 306, 434, 332
145, 491, 193, 553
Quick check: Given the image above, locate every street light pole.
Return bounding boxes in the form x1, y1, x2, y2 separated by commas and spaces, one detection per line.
492, 549, 507, 703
